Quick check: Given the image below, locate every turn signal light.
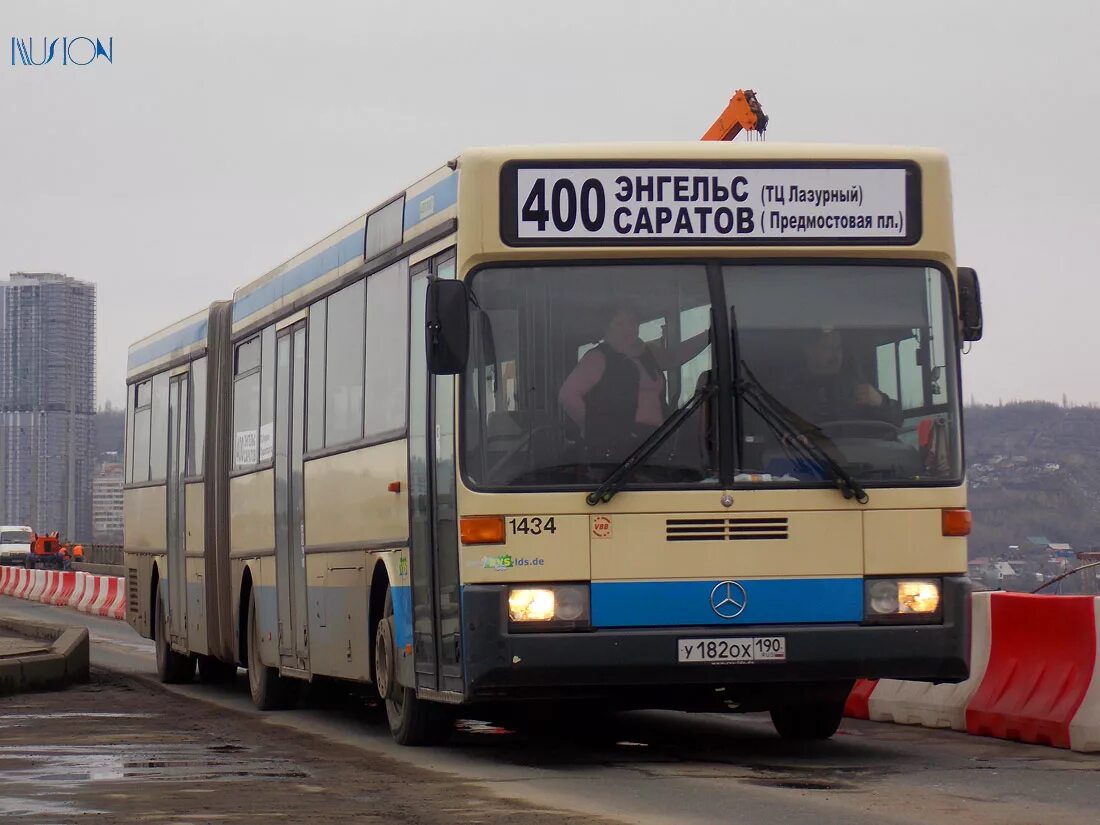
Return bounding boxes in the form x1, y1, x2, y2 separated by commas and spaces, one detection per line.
942, 508, 972, 537
460, 515, 506, 545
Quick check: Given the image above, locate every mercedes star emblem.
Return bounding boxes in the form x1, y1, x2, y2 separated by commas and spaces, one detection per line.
709, 580, 748, 619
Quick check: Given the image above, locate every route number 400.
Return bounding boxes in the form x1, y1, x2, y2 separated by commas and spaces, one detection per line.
508, 516, 557, 536
521, 178, 606, 233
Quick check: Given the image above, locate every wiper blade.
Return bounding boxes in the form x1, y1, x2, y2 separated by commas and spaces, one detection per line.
736, 365, 869, 504
586, 384, 715, 506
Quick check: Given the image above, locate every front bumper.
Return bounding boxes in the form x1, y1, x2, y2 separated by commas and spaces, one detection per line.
462, 576, 970, 702
0, 552, 29, 566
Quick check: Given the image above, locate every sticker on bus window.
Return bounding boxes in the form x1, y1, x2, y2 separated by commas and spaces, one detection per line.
234, 431, 257, 466
501, 162, 920, 246
258, 423, 273, 463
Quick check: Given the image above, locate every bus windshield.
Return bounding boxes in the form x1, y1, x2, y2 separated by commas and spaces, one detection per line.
461, 262, 961, 491
0, 529, 32, 545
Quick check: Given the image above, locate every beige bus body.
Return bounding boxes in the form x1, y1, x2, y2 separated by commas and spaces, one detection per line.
125, 142, 971, 736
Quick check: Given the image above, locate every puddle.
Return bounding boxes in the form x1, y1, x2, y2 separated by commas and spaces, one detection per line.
747, 777, 851, 791
0, 797, 104, 817
455, 719, 514, 736
0, 744, 309, 784
0, 713, 156, 720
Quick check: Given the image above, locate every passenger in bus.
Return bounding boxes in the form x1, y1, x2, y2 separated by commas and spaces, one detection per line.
558, 304, 710, 458
777, 328, 901, 426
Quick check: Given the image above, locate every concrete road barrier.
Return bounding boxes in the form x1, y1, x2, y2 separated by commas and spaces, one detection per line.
0, 615, 89, 695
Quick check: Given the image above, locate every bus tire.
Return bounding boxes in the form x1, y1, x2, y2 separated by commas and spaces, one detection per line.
246, 589, 298, 710
198, 655, 237, 684
769, 697, 845, 741
154, 585, 195, 684
375, 589, 453, 746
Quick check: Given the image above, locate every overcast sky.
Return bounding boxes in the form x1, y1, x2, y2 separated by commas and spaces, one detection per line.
3, 0, 1098, 409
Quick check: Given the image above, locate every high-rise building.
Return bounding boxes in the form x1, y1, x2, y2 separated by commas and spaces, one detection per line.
92, 462, 124, 544
0, 272, 96, 540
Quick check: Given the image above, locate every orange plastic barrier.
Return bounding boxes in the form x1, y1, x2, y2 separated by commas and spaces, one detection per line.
966, 593, 1097, 749
844, 679, 878, 720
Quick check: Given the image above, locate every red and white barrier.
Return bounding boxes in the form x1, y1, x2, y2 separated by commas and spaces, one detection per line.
39, 571, 61, 604
53, 571, 77, 607
1069, 599, 1100, 752
1, 566, 130, 624
68, 572, 87, 608
844, 678, 878, 720
868, 591, 994, 731
26, 570, 48, 602
18, 569, 36, 600
77, 575, 101, 614
14, 568, 26, 597
107, 578, 126, 619
966, 593, 1096, 749
96, 577, 120, 617
848, 591, 1100, 753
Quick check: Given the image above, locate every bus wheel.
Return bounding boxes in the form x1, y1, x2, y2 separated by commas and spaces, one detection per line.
198, 655, 237, 684
769, 697, 845, 741
375, 589, 453, 746
154, 585, 194, 684
246, 590, 297, 710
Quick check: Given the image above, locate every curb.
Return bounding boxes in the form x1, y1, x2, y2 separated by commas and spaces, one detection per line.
0, 615, 90, 695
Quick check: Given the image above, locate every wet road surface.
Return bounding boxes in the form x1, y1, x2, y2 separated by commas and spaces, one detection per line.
0, 670, 616, 823
2, 595, 1099, 825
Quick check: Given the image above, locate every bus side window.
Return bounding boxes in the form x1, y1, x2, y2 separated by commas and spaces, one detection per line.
232, 336, 261, 469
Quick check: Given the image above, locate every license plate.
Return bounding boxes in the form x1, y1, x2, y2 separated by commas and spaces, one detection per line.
677, 636, 787, 664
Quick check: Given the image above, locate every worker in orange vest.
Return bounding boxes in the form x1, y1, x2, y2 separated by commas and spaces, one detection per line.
72, 544, 84, 560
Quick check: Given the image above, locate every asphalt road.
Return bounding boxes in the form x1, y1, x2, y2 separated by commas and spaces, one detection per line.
2, 595, 1099, 825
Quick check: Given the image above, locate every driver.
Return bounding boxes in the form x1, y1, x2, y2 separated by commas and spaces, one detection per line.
776, 328, 901, 427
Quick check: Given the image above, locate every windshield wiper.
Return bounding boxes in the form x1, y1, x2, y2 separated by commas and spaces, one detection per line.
586, 383, 715, 506
736, 364, 869, 504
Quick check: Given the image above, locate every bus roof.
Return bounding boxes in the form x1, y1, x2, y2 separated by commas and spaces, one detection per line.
127, 142, 955, 382
126, 305, 210, 380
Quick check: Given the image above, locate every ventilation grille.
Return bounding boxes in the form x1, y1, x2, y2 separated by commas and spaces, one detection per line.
665, 517, 789, 542
127, 568, 139, 616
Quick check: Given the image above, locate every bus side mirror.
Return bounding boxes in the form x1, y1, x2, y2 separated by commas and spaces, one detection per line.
426, 279, 469, 375
957, 267, 983, 343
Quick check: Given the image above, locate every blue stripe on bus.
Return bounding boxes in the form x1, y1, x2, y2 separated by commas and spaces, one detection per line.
391, 583, 413, 649
231, 227, 367, 324
590, 578, 864, 628
403, 173, 458, 229
127, 316, 209, 373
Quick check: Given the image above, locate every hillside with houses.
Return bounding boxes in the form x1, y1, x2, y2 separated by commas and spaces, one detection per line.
964, 402, 1100, 592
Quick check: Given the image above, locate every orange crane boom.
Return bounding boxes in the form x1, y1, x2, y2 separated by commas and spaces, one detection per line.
701, 89, 768, 141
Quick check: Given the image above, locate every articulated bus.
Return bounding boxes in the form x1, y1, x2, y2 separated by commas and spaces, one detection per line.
124, 142, 983, 744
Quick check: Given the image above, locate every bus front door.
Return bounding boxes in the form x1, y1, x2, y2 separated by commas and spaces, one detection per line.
274, 324, 310, 673
408, 255, 463, 698
166, 374, 188, 649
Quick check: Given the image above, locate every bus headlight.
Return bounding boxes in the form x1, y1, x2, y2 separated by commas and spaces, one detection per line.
507, 584, 590, 630
508, 588, 556, 622
864, 578, 942, 623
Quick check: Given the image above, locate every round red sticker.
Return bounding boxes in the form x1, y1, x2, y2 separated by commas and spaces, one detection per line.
592, 516, 612, 539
